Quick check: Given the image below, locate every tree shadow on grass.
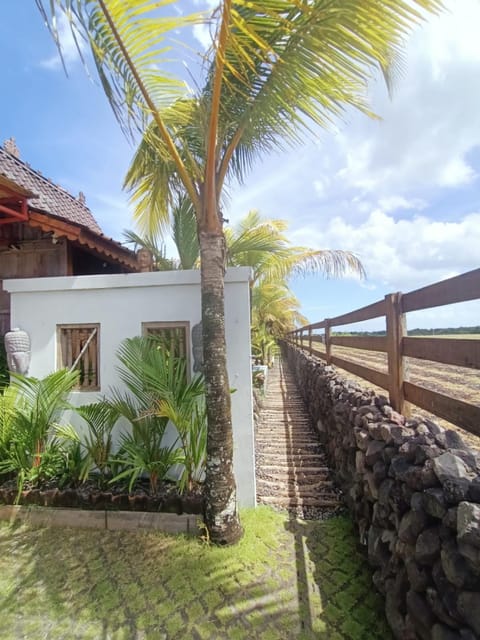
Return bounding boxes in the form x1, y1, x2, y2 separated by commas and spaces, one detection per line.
0, 508, 315, 640
285, 515, 393, 640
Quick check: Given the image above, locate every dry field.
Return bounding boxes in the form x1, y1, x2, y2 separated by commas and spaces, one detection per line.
304, 336, 480, 452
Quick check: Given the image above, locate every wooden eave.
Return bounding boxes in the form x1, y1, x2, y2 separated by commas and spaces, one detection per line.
28, 209, 139, 271
0, 175, 34, 225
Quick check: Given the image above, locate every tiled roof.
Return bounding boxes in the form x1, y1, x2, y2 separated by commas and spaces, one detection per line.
0, 145, 103, 235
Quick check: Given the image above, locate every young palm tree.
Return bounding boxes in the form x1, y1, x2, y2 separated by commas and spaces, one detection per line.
38, 0, 443, 544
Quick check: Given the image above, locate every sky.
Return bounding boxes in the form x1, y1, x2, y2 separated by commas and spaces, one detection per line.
0, 1, 479, 332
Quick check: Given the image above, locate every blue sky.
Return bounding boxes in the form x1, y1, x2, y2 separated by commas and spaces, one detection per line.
1, 1, 479, 332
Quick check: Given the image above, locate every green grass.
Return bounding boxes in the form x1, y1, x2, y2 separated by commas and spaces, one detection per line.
0, 507, 391, 639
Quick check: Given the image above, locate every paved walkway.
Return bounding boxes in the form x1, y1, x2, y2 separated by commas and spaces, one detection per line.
255, 359, 341, 518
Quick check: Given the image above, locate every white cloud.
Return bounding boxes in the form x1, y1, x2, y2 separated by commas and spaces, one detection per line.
191, 0, 217, 50
291, 209, 480, 293
40, 13, 85, 71
332, 0, 480, 198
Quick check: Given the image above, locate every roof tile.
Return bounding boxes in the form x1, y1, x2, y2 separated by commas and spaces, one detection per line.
0, 146, 103, 235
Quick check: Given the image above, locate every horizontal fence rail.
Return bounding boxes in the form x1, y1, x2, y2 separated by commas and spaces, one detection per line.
287, 268, 480, 437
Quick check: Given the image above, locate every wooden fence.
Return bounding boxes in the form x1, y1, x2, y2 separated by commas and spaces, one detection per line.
287, 267, 480, 437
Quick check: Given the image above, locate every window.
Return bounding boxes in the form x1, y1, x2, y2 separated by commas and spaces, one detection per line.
142, 322, 189, 361
57, 324, 100, 390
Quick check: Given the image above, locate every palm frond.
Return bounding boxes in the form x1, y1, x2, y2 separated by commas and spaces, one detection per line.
216, 0, 444, 187
172, 195, 200, 269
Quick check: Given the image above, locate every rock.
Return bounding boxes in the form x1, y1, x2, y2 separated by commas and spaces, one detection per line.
444, 479, 471, 505
411, 491, 424, 512
421, 459, 442, 490
357, 404, 377, 416
364, 471, 379, 500
441, 542, 479, 589
399, 441, 420, 462
416, 527, 442, 565
415, 444, 443, 465
381, 528, 397, 551
365, 439, 386, 466
355, 429, 370, 451
457, 592, 480, 635
374, 395, 389, 408
390, 456, 414, 481
391, 426, 416, 445
355, 450, 366, 473
433, 453, 473, 504
416, 423, 430, 435
383, 405, 406, 425
443, 507, 458, 531
385, 572, 410, 640
424, 488, 448, 519
444, 431, 469, 451
399, 509, 427, 544
368, 526, 390, 567
405, 557, 429, 592
378, 478, 394, 505
432, 623, 463, 640
424, 420, 445, 437
467, 476, 480, 502
449, 450, 480, 473
406, 590, 436, 640
426, 587, 461, 629
457, 542, 480, 570
383, 446, 397, 463
373, 460, 387, 483
457, 502, 480, 549
368, 421, 385, 440
380, 422, 394, 443
433, 453, 469, 481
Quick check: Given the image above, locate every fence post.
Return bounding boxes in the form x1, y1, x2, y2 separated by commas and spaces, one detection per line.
308, 328, 312, 355
385, 292, 406, 414
325, 320, 332, 364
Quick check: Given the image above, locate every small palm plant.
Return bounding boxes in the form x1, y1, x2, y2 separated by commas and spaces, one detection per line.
55, 402, 120, 488
109, 336, 185, 494
109, 336, 207, 494
0, 369, 79, 501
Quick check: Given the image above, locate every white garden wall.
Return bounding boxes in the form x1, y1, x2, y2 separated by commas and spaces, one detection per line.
4, 268, 256, 506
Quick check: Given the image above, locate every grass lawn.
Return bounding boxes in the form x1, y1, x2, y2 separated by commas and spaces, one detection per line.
0, 507, 391, 639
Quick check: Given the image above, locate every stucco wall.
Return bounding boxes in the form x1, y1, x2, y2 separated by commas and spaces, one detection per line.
4, 268, 256, 507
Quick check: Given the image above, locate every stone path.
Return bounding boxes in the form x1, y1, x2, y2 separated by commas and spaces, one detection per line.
255, 358, 342, 518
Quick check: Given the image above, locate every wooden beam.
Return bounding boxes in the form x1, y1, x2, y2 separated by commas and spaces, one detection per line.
325, 320, 332, 365
330, 355, 389, 390
331, 335, 388, 352
386, 293, 407, 414
404, 381, 480, 437
402, 267, 480, 313
329, 299, 386, 328
403, 337, 480, 369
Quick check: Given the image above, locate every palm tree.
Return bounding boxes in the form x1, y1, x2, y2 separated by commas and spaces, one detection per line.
38, 0, 443, 544
225, 210, 365, 284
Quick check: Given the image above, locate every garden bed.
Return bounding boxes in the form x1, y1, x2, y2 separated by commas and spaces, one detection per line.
0, 480, 204, 515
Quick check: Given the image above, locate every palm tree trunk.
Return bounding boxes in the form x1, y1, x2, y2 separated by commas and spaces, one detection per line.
199, 228, 243, 545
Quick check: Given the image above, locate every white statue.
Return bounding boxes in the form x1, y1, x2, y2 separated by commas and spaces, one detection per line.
4, 328, 31, 375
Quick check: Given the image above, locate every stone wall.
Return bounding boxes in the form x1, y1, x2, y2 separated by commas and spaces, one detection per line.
283, 343, 480, 640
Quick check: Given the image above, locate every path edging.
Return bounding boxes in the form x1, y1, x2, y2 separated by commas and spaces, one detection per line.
0, 505, 202, 535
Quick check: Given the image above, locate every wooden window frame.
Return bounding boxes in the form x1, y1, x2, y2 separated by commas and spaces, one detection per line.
141, 321, 190, 371
57, 323, 100, 391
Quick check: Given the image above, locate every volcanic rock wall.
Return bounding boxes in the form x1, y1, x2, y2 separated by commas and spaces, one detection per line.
283, 343, 480, 640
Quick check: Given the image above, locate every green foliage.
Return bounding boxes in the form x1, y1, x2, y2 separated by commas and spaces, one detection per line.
109, 336, 206, 494
0, 369, 79, 500
55, 402, 120, 488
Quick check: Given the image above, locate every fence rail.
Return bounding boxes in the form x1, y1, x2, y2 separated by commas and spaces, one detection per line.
287, 267, 480, 437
